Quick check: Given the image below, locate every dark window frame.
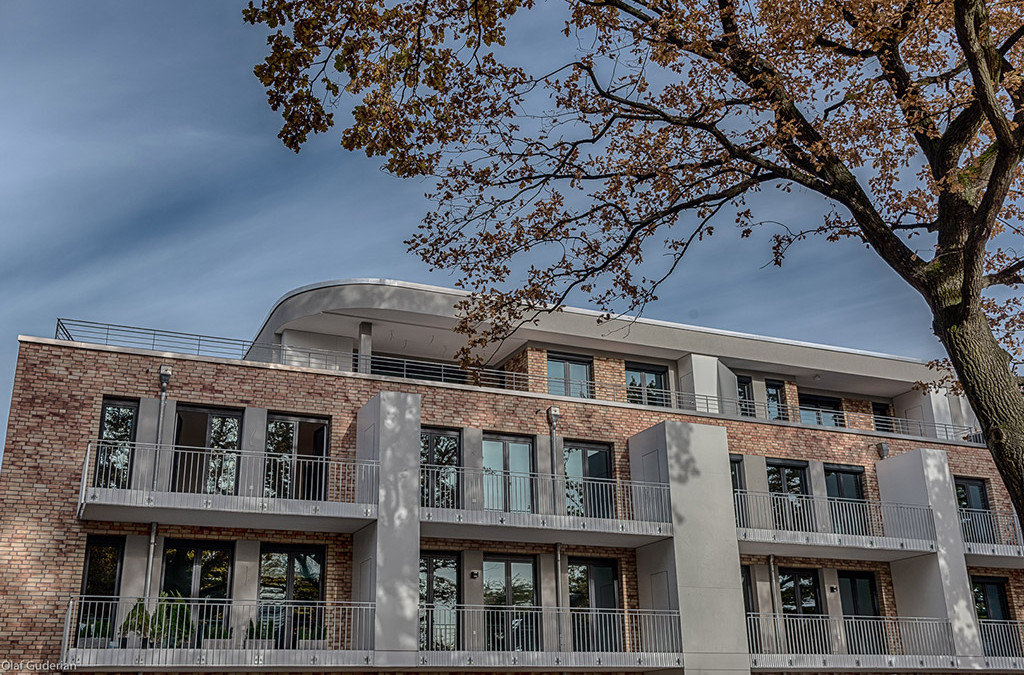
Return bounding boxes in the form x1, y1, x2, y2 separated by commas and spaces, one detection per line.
765, 380, 788, 421
481, 554, 539, 606
258, 544, 327, 602
82, 535, 125, 596
624, 362, 670, 407
161, 538, 235, 599
482, 434, 536, 513
566, 557, 621, 609
547, 352, 595, 398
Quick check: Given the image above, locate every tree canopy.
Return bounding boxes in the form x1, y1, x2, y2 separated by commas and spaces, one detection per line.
245, 0, 1024, 512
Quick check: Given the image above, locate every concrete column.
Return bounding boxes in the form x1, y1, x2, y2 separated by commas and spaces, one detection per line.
741, 455, 770, 529
876, 448, 982, 659
152, 400, 176, 492
538, 553, 560, 651
355, 391, 422, 666
676, 354, 721, 413
629, 421, 749, 674
808, 461, 832, 534
460, 551, 484, 651
131, 398, 161, 491
717, 361, 739, 416
231, 540, 261, 646
357, 322, 373, 374
238, 408, 267, 499
462, 428, 483, 512
636, 539, 677, 611
535, 434, 555, 516
820, 568, 847, 654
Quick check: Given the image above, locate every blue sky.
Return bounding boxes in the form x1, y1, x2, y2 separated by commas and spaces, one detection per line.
0, 1, 945, 446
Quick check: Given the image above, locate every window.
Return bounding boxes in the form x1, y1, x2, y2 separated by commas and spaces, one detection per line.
731, 455, 747, 527
563, 441, 613, 518
778, 568, 827, 653
730, 455, 745, 491
162, 539, 232, 646
765, 380, 788, 421
77, 536, 124, 647
625, 363, 669, 407
265, 414, 329, 500
568, 558, 620, 651
825, 464, 868, 535
482, 435, 534, 513
96, 398, 138, 489
421, 428, 461, 508
547, 353, 593, 398
172, 406, 242, 495
824, 464, 864, 499
258, 546, 325, 648
798, 394, 845, 427
767, 459, 812, 531
419, 553, 459, 650
483, 556, 538, 651
736, 377, 756, 417
871, 402, 894, 433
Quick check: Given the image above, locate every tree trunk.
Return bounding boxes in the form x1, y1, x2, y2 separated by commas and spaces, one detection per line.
931, 291, 1024, 517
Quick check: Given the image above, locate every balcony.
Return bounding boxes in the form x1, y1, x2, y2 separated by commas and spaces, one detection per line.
62, 596, 374, 670
746, 613, 956, 671
419, 465, 672, 545
733, 490, 936, 560
960, 507, 1024, 566
78, 440, 378, 532
980, 620, 1024, 669
54, 319, 981, 444
417, 604, 682, 670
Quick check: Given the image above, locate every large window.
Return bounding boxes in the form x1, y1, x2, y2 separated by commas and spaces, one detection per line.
482, 435, 534, 513
258, 546, 325, 648
76, 536, 124, 647
736, 377, 756, 417
162, 539, 232, 646
568, 558, 620, 651
419, 552, 459, 650
767, 459, 812, 531
837, 571, 883, 654
563, 441, 613, 518
825, 464, 868, 535
765, 380, 788, 421
483, 556, 538, 651
798, 394, 845, 427
973, 576, 1017, 657
264, 414, 329, 500
625, 363, 669, 407
96, 398, 138, 489
421, 428, 461, 508
172, 406, 242, 495
956, 476, 995, 544
547, 353, 594, 398
778, 568, 828, 653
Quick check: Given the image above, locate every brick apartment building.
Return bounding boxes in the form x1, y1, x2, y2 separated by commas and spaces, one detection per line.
0, 277, 1017, 674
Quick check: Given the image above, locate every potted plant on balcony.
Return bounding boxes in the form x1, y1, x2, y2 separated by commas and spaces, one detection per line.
77, 617, 113, 649
151, 592, 195, 648
246, 619, 276, 650
118, 599, 152, 649
296, 624, 327, 650
201, 622, 234, 650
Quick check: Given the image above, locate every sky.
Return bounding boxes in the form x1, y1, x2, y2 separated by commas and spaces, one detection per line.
0, 1, 946, 447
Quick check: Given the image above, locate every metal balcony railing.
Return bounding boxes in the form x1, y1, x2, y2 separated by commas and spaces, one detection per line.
80, 440, 378, 509
417, 605, 681, 653
420, 464, 671, 523
746, 613, 955, 657
733, 490, 936, 541
55, 319, 980, 443
980, 620, 1024, 657
63, 595, 374, 654
959, 507, 1024, 547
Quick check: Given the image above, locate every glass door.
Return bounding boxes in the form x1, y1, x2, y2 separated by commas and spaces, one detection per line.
956, 477, 996, 544
767, 460, 813, 531
96, 399, 137, 489
483, 557, 538, 651
837, 571, 883, 654
974, 576, 1018, 657
778, 568, 828, 653
482, 436, 534, 513
419, 553, 459, 650
258, 546, 324, 648
161, 540, 232, 647
825, 465, 869, 536
173, 407, 242, 495
568, 559, 620, 651
77, 536, 124, 648
563, 442, 613, 518
264, 415, 329, 500
421, 428, 460, 508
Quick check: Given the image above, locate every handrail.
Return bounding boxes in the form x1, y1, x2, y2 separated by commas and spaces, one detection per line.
83, 439, 378, 504
979, 619, 1024, 657
959, 507, 1024, 547
55, 318, 980, 443
733, 489, 936, 541
420, 463, 672, 522
746, 612, 955, 657
417, 604, 681, 653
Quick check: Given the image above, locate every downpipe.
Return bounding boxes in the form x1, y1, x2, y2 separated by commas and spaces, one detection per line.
143, 365, 172, 603
546, 406, 565, 653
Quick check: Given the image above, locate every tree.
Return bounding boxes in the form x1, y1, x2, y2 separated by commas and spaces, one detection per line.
244, 0, 1024, 513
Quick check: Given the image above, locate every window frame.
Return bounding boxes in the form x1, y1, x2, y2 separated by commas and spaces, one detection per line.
81, 535, 126, 597
624, 362, 670, 407
160, 538, 235, 599
258, 544, 326, 602
546, 352, 595, 398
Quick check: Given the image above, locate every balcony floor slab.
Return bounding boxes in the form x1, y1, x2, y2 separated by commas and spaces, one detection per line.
63, 648, 375, 671
738, 528, 936, 561
421, 508, 672, 546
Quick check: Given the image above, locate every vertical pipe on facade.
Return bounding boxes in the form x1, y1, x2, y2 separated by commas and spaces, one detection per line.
143, 366, 170, 603
547, 406, 565, 652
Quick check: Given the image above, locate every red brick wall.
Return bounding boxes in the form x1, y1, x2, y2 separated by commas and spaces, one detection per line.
0, 340, 1002, 663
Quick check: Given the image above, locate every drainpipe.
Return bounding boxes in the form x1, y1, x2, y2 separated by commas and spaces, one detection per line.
546, 406, 564, 651
768, 553, 780, 649
143, 365, 172, 602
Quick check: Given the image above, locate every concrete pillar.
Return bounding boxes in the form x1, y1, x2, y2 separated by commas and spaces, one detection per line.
717, 361, 739, 416
629, 421, 749, 674
538, 553, 560, 651
131, 398, 161, 491
460, 551, 484, 651
535, 434, 556, 516
676, 354, 721, 413
876, 448, 982, 659
355, 391, 421, 665
357, 322, 373, 374
820, 568, 847, 654
740, 455, 769, 529
152, 400, 176, 493
238, 408, 267, 499
636, 539, 677, 611
231, 540, 260, 646
808, 461, 831, 534
462, 428, 483, 512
